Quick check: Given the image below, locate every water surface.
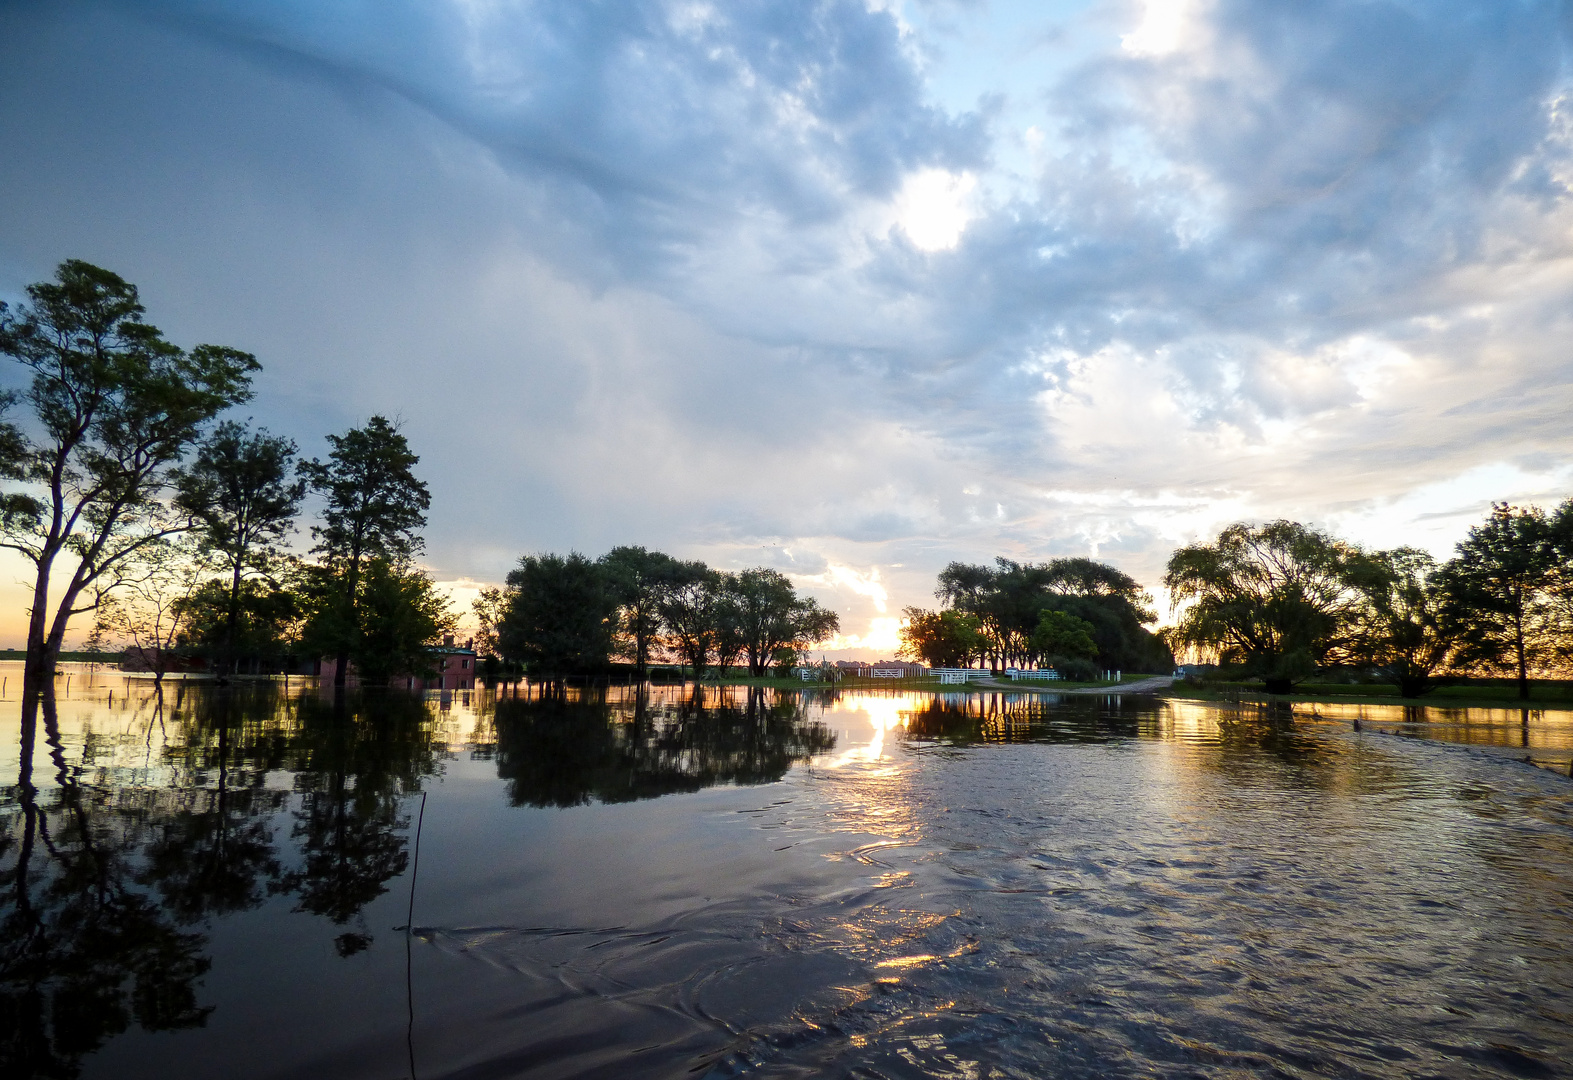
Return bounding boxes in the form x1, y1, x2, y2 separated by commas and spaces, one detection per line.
2, 664, 1570, 1079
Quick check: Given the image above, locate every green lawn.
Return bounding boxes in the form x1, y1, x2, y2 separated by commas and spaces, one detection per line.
1161, 679, 1573, 709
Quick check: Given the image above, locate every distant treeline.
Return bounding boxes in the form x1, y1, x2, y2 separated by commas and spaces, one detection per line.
472, 548, 840, 690
899, 556, 1174, 679
1162, 505, 1573, 698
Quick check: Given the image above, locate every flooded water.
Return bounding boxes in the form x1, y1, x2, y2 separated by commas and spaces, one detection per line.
2, 662, 1571, 1079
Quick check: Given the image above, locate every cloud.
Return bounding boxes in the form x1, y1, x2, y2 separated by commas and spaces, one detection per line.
3, 0, 1573, 652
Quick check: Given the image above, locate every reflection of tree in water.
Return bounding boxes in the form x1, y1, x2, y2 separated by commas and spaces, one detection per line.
904, 694, 1152, 745
493, 688, 835, 808
274, 693, 443, 946
0, 687, 212, 1079
140, 690, 288, 923
0, 683, 449, 1074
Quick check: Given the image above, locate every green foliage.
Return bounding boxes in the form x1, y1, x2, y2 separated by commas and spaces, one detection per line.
175, 576, 302, 663
351, 559, 455, 682
1435, 503, 1561, 699
299, 416, 431, 686
297, 558, 453, 684
1351, 548, 1462, 697
599, 545, 685, 674
935, 556, 1169, 671
654, 561, 721, 678
1031, 609, 1098, 660
500, 552, 619, 683
300, 416, 429, 573
176, 420, 304, 673
0, 259, 257, 677
730, 568, 840, 677
1163, 521, 1375, 691
899, 607, 984, 667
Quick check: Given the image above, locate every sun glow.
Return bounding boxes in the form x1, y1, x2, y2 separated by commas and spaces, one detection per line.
823, 616, 904, 654
895, 168, 976, 251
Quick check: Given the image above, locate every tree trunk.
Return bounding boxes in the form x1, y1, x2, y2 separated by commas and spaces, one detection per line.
22, 558, 56, 694
1397, 675, 1433, 699
1515, 610, 1529, 701
1264, 677, 1292, 695
224, 561, 244, 678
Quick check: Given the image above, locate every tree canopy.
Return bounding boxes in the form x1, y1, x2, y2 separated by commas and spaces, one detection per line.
0, 259, 257, 688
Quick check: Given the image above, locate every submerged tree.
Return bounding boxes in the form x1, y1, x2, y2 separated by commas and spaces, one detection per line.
91, 540, 216, 683
300, 416, 430, 690
600, 546, 683, 680
500, 552, 618, 689
0, 260, 257, 691
176, 421, 304, 676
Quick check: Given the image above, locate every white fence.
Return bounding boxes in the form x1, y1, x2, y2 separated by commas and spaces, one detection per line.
931, 668, 994, 684
1006, 668, 1061, 681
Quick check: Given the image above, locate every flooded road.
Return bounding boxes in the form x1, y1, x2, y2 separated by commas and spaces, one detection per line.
2, 665, 1570, 1079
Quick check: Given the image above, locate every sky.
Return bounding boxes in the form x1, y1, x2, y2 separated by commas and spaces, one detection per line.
4, 0, 1573, 656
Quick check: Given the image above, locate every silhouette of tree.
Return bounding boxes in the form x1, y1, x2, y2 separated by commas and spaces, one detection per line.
300, 417, 430, 692
176, 422, 304, 676
0, 260, 258, 693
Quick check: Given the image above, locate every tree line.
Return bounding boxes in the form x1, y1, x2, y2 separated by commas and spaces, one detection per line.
472, 548, 841, 691
1163, 509, 1573, 699
898, 556, 1174, 678
0, 260, 451, 691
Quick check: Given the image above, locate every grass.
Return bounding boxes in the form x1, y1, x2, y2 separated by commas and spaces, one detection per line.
1160, 678, 1573, 710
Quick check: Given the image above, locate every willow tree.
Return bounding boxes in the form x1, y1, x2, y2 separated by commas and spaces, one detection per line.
1163, 520, 1375, 694
0, 260, 257, 690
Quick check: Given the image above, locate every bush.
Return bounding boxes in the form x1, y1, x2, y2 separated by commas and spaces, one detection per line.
1047, 655, 1100, 682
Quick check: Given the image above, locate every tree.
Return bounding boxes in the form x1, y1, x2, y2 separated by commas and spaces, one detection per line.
175, 574, 303, 671
935, 556, 1169, 672
1351, 548, 1462, 698
0, 260, 257, 691
176, 421, 304, 677
347, 559, 455, 684
1163, 520, 1375, 694
710, 575, 747, 677
1031, 609, 1098, 663
1437, 503, 1559, 700
472, 585, 508, 659
92, 540, 217, 684
499, 553, 618, 689
296, 558, 452, 686
299, 416, 430, 690
656, 562, 721, 679
731, 568, 840, 677
898, 607, 984, 668
600, 546, 683, 680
